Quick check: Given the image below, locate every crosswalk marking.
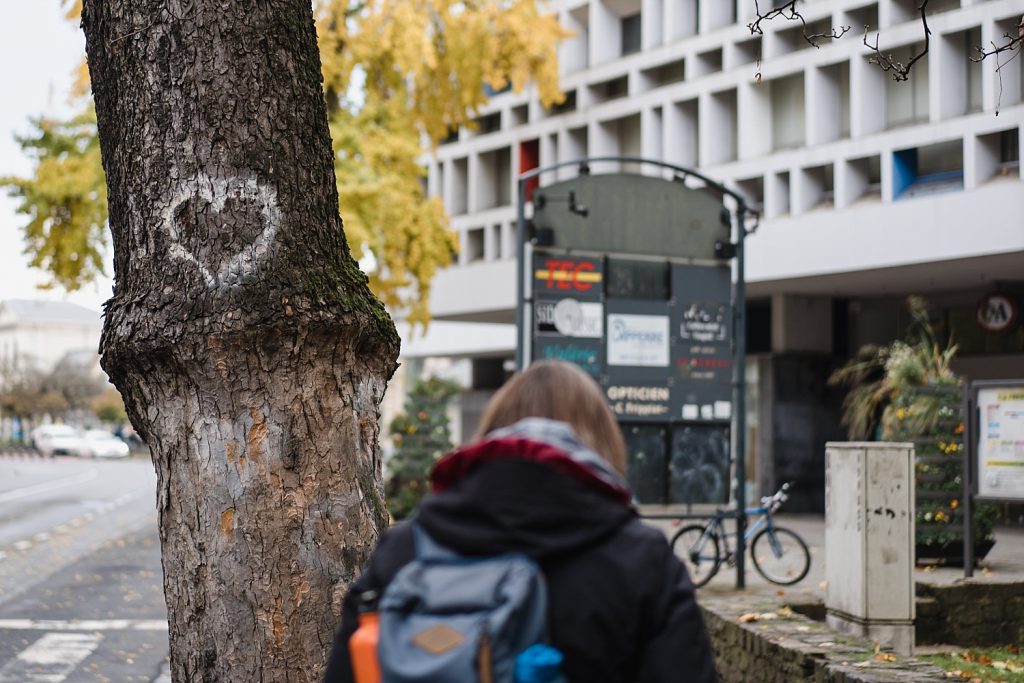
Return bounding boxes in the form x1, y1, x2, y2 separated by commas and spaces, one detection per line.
0, 619, 167, 631
0, 632, 101, 682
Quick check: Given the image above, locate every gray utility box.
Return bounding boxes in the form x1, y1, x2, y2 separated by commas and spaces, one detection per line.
825, 442, 916, 655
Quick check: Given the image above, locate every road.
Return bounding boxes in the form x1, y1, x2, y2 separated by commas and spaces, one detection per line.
0, 454, 169, 683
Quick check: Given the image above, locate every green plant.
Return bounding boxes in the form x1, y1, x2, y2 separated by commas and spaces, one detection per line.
385, 376, 461, 519
829, 297, 997, 551
829, 297, 957, 440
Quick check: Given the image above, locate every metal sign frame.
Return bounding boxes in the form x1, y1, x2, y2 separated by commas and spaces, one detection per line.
963, 378, 1024, 576
515, 157, 754, 589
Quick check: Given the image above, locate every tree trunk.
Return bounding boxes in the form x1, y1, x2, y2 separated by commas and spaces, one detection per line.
81, 1, 399, 681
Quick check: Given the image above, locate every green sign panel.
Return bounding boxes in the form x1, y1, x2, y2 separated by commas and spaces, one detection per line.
532, 173, 729, 261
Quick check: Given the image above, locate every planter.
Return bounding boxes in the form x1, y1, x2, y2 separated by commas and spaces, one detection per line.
916, 538, 995, 567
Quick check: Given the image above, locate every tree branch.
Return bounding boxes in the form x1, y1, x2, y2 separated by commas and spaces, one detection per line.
748, 1, 850, 49
971, 16, 1024, 115
863, 0, 931, 82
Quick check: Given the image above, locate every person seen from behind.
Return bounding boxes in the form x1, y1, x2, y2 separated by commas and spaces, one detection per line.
322, 360, 718, 682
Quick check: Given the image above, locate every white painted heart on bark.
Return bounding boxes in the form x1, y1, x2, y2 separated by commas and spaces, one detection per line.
161, 172, 281, 290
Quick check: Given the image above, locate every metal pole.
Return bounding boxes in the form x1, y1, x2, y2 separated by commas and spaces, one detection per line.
515, 177, 528, 371
734, 200, 748, 590
963, 383, 975, 578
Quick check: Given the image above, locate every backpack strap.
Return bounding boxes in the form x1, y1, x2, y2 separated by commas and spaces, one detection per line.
411, 522, 461, 562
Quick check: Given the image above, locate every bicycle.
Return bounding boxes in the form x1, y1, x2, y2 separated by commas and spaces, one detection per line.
670, 482, 811, 587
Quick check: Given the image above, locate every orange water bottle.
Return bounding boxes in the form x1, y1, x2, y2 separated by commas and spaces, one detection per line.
349, 590, 381, 683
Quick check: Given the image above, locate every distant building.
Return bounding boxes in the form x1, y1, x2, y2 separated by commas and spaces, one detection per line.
404, 0, 1024, 511
0, 299, 103, 375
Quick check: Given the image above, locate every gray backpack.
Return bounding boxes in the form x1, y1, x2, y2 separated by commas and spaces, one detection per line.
377, 524, 548, 683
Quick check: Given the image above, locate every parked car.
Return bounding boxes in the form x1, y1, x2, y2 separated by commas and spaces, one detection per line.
80, 430, 130, 458
31, 424, 85, 457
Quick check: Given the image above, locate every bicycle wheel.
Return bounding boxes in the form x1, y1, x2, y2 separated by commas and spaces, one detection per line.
670, 524, 721, 588
750, 526, 811, 585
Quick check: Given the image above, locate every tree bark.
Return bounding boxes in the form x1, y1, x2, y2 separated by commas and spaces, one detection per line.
81, 1, 399, 681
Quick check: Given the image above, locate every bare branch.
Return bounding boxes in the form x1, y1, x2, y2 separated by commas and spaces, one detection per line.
748, 1, 850, 50
971, 16, 1024, 115
863, 1, 931, 82
972, 16, 1024, 64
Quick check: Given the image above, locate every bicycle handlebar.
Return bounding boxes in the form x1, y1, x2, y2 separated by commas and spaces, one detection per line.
760, 481, 795, 513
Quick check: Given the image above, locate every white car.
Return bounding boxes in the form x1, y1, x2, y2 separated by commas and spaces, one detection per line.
31, 424, 85, 457
80, 430, 131, 458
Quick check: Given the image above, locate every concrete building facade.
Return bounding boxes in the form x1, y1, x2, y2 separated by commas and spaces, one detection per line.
406, 0, 1024, 510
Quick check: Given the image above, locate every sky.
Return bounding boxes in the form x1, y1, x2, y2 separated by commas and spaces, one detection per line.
0, 1, 112, 314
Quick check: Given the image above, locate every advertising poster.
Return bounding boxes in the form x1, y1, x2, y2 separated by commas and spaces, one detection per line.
533, 339, 602, 377
671, 264, 733, 422
607, 314, 670, 367
977, 387, 1024, 500
605, 383, 672, 421
534, 298, 603, 338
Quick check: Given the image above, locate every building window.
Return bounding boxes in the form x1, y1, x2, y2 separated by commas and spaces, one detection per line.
736, 176, 764, 213
590, 74, 630, 103
520, 139, 540, 202
466, 227, 486, 263
474, 111, 501, 135
734, 37, 761, 67
642, 58, 686, 88
478, 147, 512, 210
885, 43, 929, 127
452, 158, 468, 215
893, 139, 964, 199
510, 104, 528, 127
846, 155, 882, 203
621, 13, 642, 56
547, 90, 577, 117
965, 27, 983, 114
771, 73, 806, 151
692, 48, 723, 77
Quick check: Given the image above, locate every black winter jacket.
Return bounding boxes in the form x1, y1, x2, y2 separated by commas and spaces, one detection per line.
322, 419, 717, 683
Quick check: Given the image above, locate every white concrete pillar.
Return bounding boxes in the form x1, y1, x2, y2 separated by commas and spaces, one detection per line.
664, 99, 698, 168
880, 149, 895, 203
807, 65, 840, 146
738, 81, 771, 160
665, 0, 697, 41
641, 106, 664, 163
764, 170, 791, 219
850, 56, 885, 137
642, 0, 663, 50
835, 158, 866, 210
590, 0, 620, 66
698, 0, 733, 34
933, 30, 966, 121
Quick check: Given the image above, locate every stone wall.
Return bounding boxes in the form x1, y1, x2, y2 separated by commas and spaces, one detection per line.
700, 595, 949, 683
916, 581, 1024, 646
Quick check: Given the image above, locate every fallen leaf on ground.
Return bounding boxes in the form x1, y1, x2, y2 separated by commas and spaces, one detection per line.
737, 613, 759, 623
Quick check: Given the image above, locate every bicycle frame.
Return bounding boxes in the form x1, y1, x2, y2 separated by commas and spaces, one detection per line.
711, 506, 773, 562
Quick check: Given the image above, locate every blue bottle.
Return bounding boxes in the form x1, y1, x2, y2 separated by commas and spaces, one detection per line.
515, 644, 567, 683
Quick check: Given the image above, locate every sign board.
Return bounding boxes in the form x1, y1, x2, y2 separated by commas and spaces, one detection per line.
533, 255, 603, 301
532, 173, 730, 260
670, 264, 733, 421
535, 299, 603, 338
607, 313, 670, 367
976, 386, 1024, 500
976, 293, 1018, 334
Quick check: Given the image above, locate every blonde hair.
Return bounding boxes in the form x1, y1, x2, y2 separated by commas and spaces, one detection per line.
474, 360, 628, 475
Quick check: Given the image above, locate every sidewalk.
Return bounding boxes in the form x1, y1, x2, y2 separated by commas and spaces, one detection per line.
643, 513, 1024, 601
